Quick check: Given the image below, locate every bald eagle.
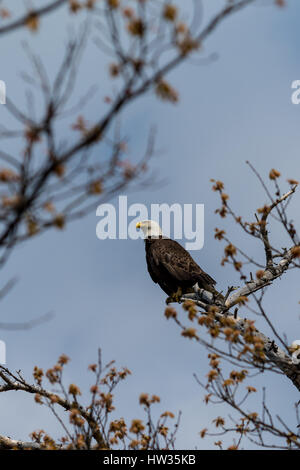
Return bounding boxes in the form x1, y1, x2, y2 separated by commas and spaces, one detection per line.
136, 220, 220, 304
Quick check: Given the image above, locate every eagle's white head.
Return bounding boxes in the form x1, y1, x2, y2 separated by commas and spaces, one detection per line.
136, 220, 162, 238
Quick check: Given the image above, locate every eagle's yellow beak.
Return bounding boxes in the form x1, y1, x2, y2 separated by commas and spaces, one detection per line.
136, 222, 141, 229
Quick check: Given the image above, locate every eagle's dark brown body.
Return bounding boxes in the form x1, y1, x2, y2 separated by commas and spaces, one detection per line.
145, 236, 216, 297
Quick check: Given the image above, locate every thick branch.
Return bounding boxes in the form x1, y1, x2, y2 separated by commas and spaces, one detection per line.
225, 246, 295, 308
233, 316, 300, 392
181, 244, 300, 392
0, 435, 41, 450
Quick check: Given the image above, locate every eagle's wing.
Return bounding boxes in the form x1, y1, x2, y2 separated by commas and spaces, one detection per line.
146, 249, 159, 284
152, 239, 216, 287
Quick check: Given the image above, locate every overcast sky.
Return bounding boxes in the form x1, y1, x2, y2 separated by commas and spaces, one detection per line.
0, 0, 300, 449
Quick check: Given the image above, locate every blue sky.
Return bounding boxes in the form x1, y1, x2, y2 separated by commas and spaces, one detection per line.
0, 0, 300, 449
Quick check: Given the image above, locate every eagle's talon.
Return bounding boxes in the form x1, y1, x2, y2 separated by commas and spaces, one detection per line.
166, 288, 183, 304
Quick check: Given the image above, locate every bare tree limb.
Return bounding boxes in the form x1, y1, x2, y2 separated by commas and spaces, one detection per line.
0, 435, 42, 450
0, 0, 68, 36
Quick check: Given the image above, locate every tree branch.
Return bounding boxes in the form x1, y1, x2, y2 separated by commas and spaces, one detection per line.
181, 243, 300, 391
0, 0, 68, 36
0, 366, 108, 448
0, 435, 42, 450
